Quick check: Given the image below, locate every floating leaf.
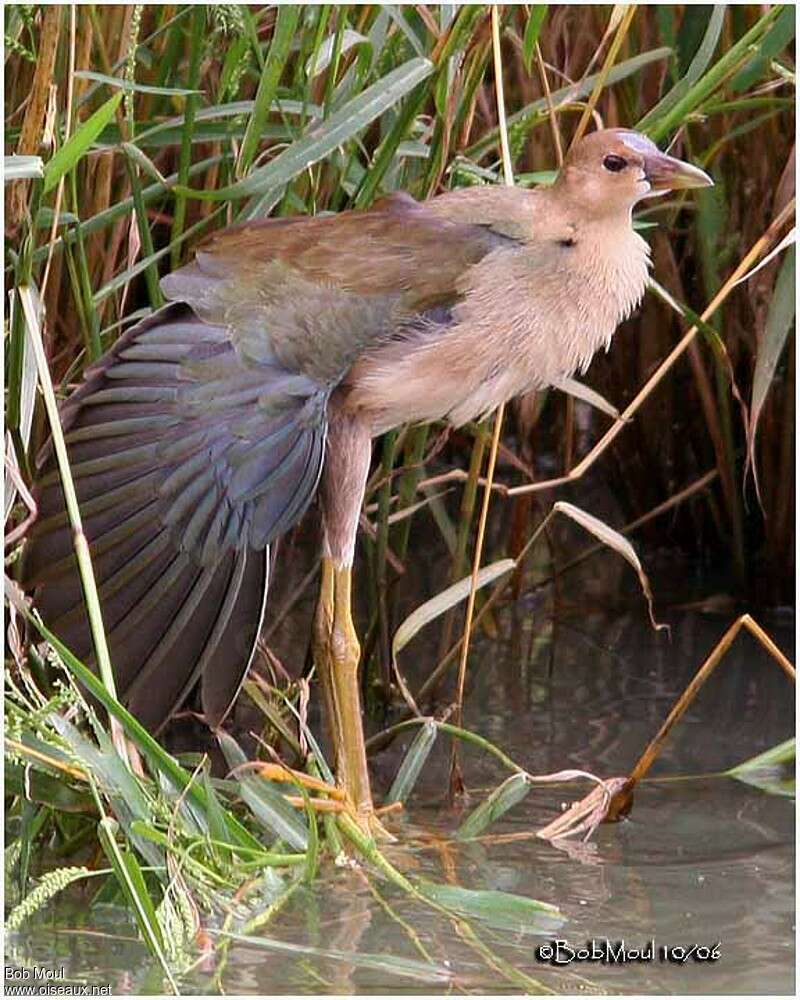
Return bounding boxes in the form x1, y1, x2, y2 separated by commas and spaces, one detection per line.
415, 880, 563, 935
727, 737, 796, 796
457, 773, 532, 839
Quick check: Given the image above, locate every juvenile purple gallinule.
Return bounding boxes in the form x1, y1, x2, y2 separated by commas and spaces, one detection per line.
24, 129, 711, 829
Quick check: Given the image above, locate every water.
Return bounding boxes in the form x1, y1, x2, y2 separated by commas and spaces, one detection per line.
6, 599, 794, 995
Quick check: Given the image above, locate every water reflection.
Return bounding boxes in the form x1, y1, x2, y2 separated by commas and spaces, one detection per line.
7, 599, 793, 994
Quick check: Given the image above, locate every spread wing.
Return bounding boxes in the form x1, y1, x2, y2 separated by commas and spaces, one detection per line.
23, 305, 327, 731
24, 193, 513, 733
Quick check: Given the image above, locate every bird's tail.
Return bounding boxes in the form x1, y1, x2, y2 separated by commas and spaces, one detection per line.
21, 304, 327, 732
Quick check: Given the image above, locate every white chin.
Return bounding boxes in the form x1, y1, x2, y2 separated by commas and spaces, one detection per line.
640, 184, 670, 201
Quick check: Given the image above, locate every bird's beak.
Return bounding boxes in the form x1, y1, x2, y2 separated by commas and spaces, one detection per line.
644, 150, 713, 191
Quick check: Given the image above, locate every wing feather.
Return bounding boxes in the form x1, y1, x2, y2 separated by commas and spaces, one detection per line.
23, 304, 328, 732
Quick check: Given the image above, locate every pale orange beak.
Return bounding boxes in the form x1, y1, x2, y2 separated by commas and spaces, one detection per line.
644, 151, 713, 191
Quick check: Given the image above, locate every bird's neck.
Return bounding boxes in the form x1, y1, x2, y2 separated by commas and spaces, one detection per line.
342, 197, 651, 435
565, 207, 651, 331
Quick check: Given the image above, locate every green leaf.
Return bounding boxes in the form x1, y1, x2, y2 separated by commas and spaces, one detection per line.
306, 28, 369, 77
128, 99, 321, 147
31, 154, 229, 265
97, 816, 176, 986
457, 773, 532, 839
731, 5, 795, 92
387, 720, 438, 804
237, 4, 301, 176
42, 92, 122, 194
727, 737, 796, 773
676, 4, 718, 77
637, 5, 725, 133
23, 612, 261, 854
415, 880, 563, 935
727, 738, 795, 798
218, 929, 453, 983
522, 6, 548, 72
4, 763, 94, 813
639, 6, 784, 142
201, 770, 237, 849
121, 142, 166, 185
217, 730, 249, 771
177, 56, 434, 201
468, 47, 671, 160
240, 779, 309, 851
34, 207, 79, 227
73, 69, 204, 96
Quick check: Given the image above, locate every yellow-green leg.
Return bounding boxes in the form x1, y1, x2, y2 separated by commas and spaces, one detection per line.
313, 557, 374, 825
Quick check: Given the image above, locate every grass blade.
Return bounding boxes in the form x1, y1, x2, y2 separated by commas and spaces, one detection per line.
237, 5, 300, 177
20, 607, 262, 854
637, 5, 725, 133
177, 56, 434, 201
522, 6, 548, 72
415, 880, 562, 935
5, 155, 44, 181
97, 816, 177, 991
392, 559, 515, 658
456, 772, 532, 840
42, 92, 122, 194
240, 779, 310, 851
552, 501, 667, 631
73, 69, 203, 96
746, 245, 795, 498
727, 738, 796, 773
387, 720, 438, 804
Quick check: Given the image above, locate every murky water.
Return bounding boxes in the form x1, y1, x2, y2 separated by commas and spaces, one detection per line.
5, 594, 794, 995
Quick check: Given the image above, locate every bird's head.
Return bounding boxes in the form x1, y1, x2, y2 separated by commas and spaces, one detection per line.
555, 128, 713, 216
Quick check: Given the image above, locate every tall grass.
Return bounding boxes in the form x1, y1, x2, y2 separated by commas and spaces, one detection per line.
4, 4, 795, 990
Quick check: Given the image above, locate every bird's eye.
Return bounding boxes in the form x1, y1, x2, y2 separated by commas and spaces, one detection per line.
603, 154, 627, 172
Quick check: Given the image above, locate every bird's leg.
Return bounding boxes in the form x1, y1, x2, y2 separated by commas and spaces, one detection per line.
313, 557, 380, 831
332, 560, 372, 815
312, 408, 377, 833
313, 556, 338, 750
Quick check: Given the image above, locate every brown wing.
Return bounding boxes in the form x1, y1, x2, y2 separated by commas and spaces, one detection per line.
160, 193, 515, 383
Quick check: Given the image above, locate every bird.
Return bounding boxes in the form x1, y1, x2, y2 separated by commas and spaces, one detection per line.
22, 128, 711, 831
